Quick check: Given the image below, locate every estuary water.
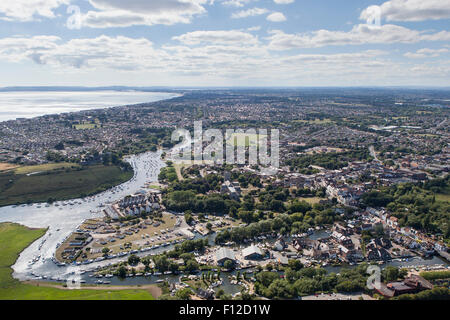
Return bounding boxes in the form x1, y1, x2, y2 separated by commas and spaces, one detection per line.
0, 91, 179, 122
0, 151, 166, 281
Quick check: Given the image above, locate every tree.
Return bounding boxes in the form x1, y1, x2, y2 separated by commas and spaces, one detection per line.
223, 260, 234, 270
175, 288, 193, 300
169, 262, 179, 273
102, 247, 110, 257
142, 258, 151, 273
383, 266, 400, 282
116, 266, 127, 278
256, 271, 279, 287
288, 259, 304, 271
128, 254, 140, 266
362, 191, 393, 207
184, 212, 194, 225
294, 278, 320, 296
154, 255, 170, 272
267, 279, 295, 299
216, 289, 225, 299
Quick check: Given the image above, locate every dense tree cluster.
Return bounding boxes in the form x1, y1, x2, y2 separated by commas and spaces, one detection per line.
215, 206, 339, 244
254, 264, 371, 299
151, 239, 208, 273
362, 176, 450, 241
286, 148, 372, 171
392, 287, 450, 300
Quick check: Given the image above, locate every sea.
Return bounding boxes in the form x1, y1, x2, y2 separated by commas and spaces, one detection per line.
0, 90, 179, 122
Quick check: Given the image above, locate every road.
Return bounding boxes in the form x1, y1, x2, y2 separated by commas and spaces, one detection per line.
369, 145, 381, 163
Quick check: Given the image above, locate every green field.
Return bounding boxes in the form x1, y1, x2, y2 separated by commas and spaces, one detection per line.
436, 193, 450, 203
298, 197, 326, 205
14, 163, 80, 175
226, 133, 267, 147
0, 165, 133, 207
72, 123, 98, 130
294, 118, 333, 125
0, 223, 154, 300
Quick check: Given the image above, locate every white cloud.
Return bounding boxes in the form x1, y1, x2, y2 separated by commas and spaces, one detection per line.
361, 0, 450, 22
0, 0, 69, 21
221, 0, 257, 8
80, 0, 208, 28
274, 0, 294, 4
172, 30, 259, 45
0, 35, 163, 70
267, 24, 450, 50
1, 34, 449, 85
231, 7, 268, 19
247, 26, 261, 31
404, 48, 449, 59
0, 35, 60, 63
420, 31, 450, 42
266, 12, 286, 22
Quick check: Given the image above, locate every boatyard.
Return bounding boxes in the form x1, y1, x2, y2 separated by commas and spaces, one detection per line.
54, 210, 195, 264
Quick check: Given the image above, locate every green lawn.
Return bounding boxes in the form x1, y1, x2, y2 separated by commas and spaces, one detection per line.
0, 165, 133, 207
0, 223, 154, 300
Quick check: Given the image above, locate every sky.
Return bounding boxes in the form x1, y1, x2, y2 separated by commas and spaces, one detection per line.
0, 0, 449, 87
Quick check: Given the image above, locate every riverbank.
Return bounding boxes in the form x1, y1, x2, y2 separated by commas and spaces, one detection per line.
0, 222, 158, 300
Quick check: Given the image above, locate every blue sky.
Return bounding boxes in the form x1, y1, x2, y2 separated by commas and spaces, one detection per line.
0, 0, 449, 87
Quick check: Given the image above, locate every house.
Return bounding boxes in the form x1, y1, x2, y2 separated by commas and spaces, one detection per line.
242, 245, 264, 260
276, 255, 289, 266
216, 248, 236, 266
387, 216, 398, 228
343, 249, 365, 263
197, 288, 215, 300
273, 238, 286, 251
403, 274, 433, 291
221, 181, 241, 201
366, 247, 391, 261
375, 283, 395, 298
